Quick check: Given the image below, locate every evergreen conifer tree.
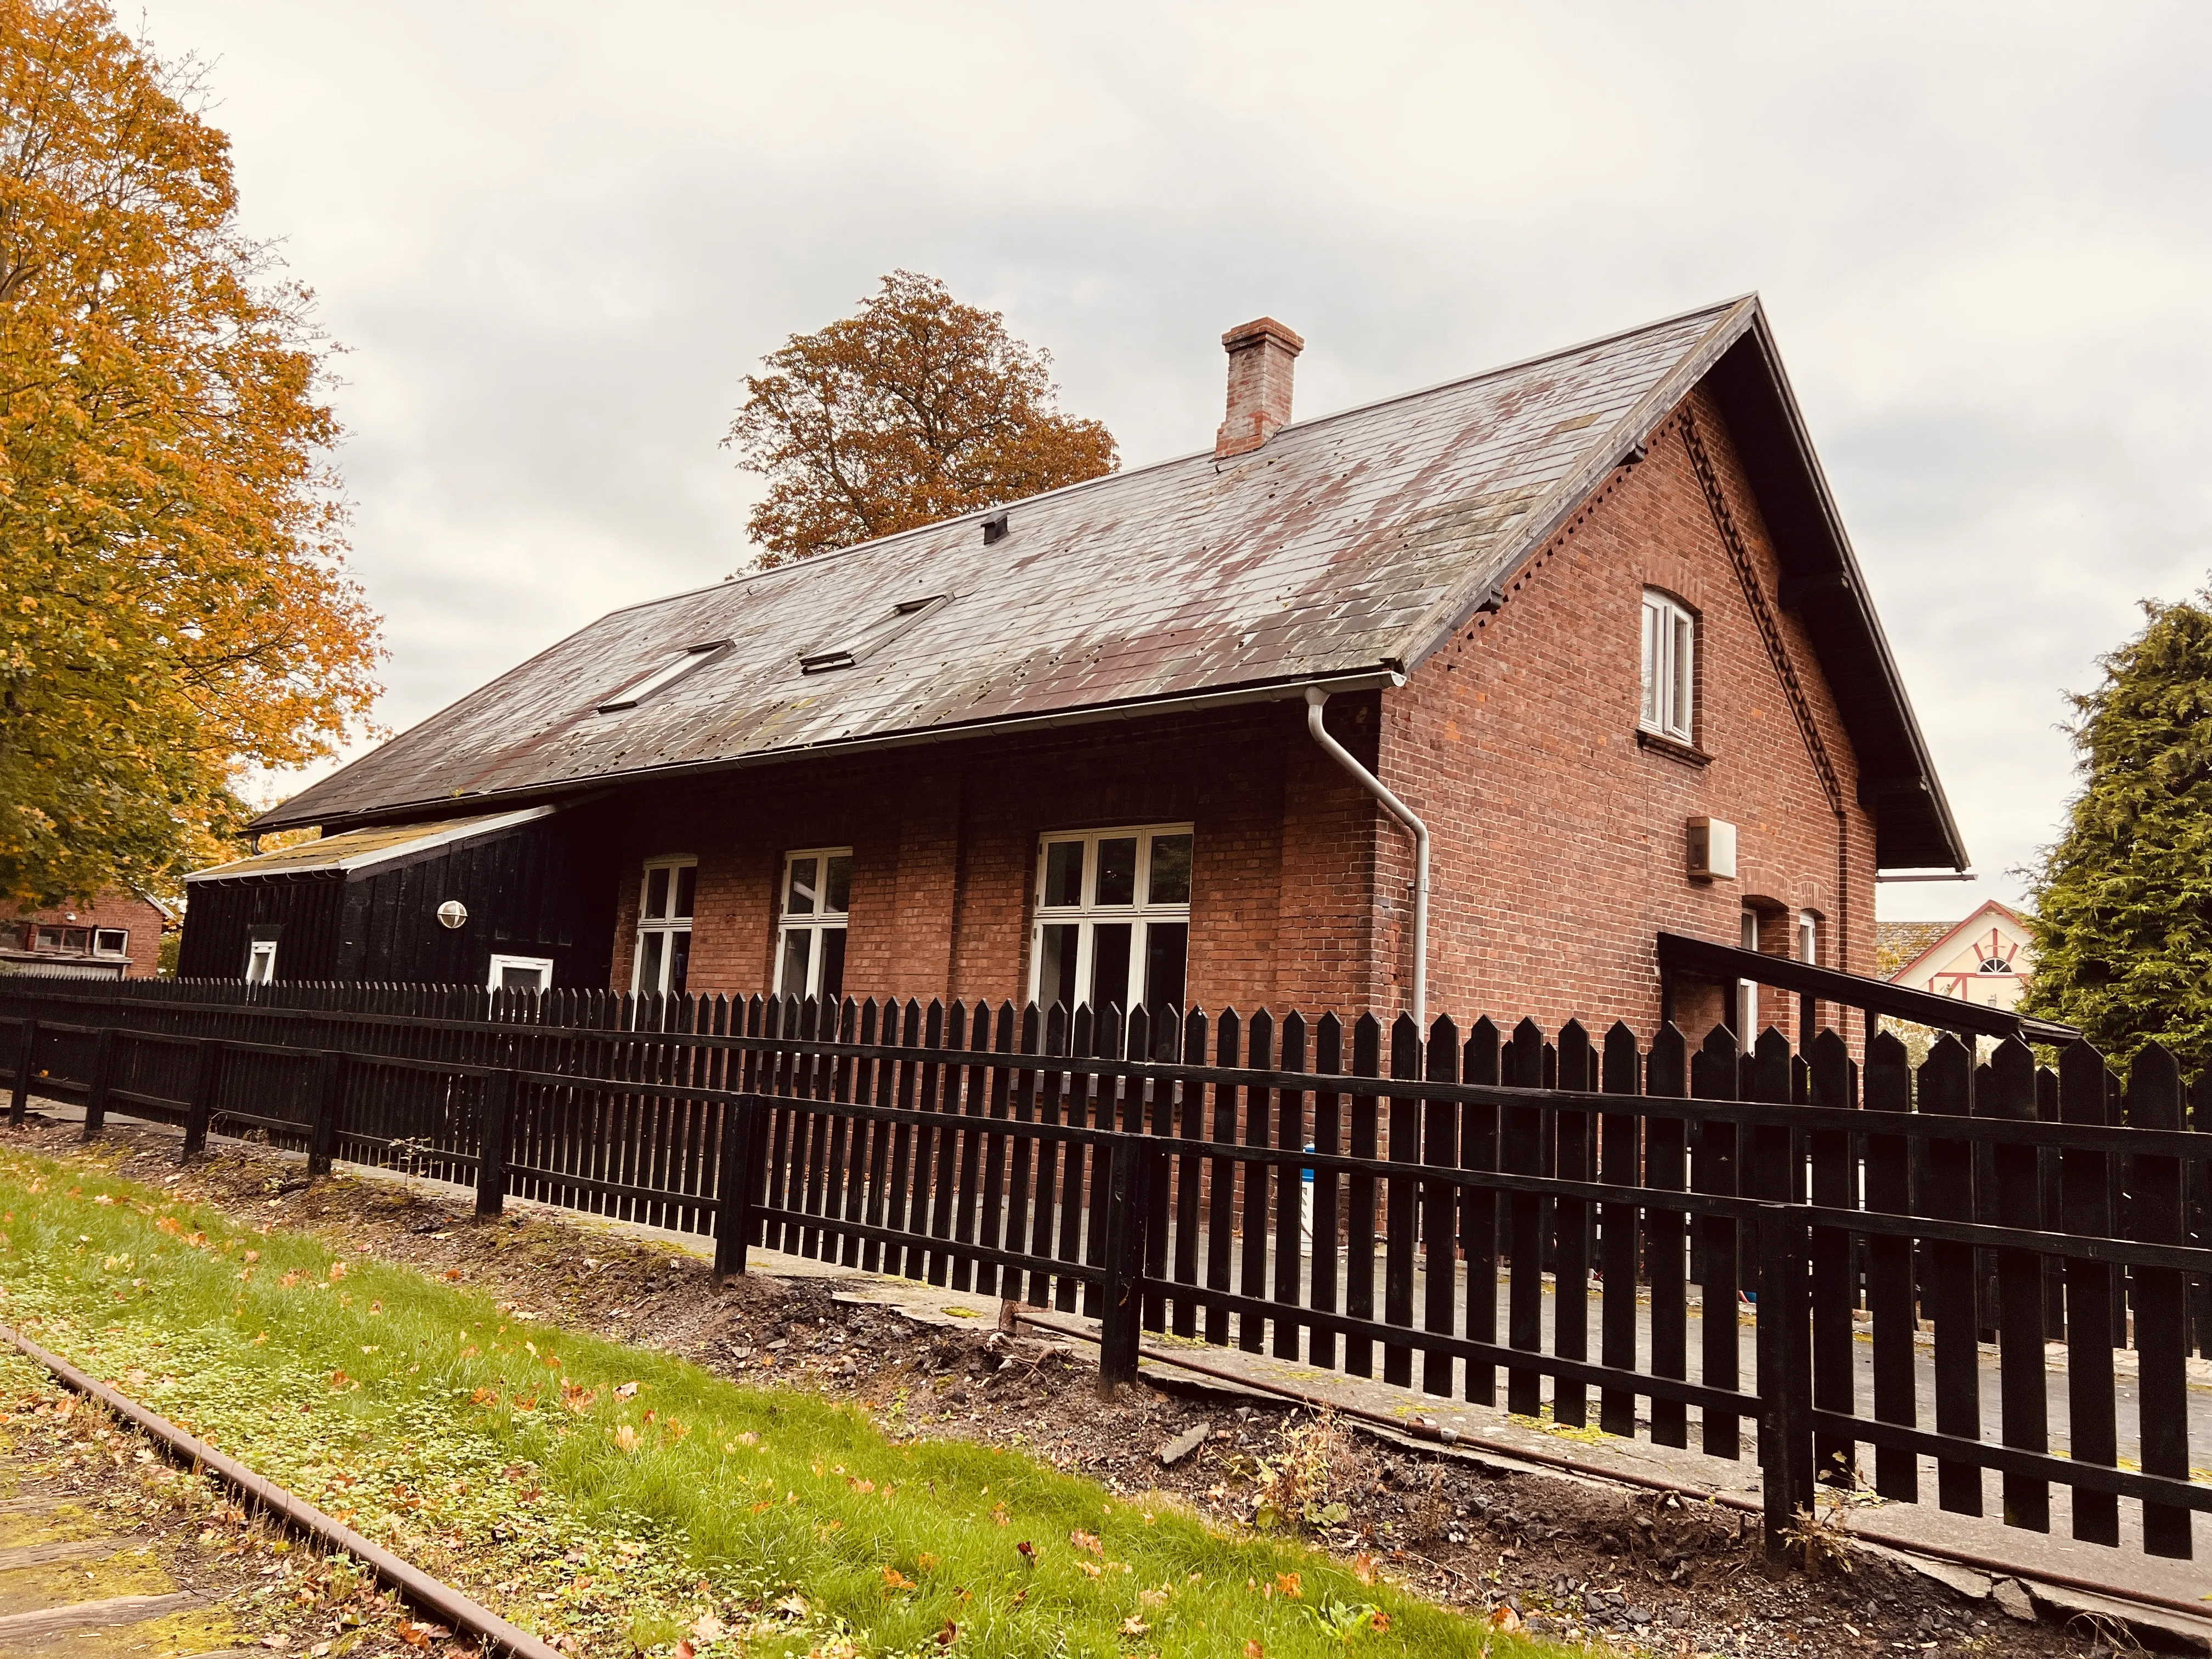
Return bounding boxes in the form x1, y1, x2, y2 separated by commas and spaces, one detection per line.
2022, 585, 2212, 1069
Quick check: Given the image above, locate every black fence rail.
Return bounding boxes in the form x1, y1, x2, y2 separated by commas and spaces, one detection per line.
3, 976, 2210, 1565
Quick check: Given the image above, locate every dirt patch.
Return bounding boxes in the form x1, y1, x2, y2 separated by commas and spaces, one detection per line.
13, 1116, 2131, 1659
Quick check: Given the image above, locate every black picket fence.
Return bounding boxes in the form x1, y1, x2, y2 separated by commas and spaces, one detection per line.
3, 975, 2211, 1563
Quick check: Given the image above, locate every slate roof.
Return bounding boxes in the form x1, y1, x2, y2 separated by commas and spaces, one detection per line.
257, 296, 1965, 869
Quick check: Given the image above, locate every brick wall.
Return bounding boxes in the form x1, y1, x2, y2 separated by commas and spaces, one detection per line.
1375, 385, 1873, 1043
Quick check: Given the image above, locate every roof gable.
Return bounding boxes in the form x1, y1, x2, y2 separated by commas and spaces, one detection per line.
257, 296, 1962, 870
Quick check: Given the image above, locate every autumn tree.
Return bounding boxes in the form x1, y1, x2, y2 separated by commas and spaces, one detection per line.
2021, 584, 2212, 1070
0, 0, 381, 910
727, 270, 1118, 566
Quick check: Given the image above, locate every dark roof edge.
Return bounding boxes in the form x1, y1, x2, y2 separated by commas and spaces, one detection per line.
252, 665, 1407, 836
1727, 307, 1966, 869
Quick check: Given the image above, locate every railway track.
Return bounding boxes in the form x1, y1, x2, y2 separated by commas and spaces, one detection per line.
0, 1319, 560, 1659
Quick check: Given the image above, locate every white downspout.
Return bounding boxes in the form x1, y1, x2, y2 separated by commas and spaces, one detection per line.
1305, 685, 1429, 1030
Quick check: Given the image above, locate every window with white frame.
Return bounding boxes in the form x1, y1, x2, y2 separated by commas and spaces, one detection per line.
775, 848, 850, 1001
489, 953, 554, 992
633, 857, 695, 996
1029, 825, 1193, 1018
1640, 590, 1696, 743
1735, 905, 1760, 1037
94, 929, 128, 956
1797, 911, 1819, 967
245, 938, 278, 985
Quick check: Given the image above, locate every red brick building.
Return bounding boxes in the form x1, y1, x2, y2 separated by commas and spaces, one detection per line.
182, 297, 1965, 1037
1, 889, 170, 979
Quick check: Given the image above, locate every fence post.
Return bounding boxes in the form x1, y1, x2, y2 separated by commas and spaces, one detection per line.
1754, 1201, 1814, 1562
476, 1069, 515, 1217
1097, 1138, 1160, 1394
81, 1028, 115, 1141
182, 1040, 225, 1160
7, 1018, 35, 1126
307, 1050, 342, 1176
712, 1095, 761, 1283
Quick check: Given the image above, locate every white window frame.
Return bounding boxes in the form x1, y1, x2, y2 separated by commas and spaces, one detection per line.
488, 953, 554, 992
631, 856, 696, 995
1028, 822, 1194, 1016
1797, 911, 1819, 967
1640, 589, 1696, 744
93, 928, 128, 957
245, 939, 278, 985
1736, 906, 1760, 1038
774, 847, 853, 1001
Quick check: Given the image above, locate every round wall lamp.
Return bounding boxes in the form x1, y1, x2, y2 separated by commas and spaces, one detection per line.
436, 900, 469, 930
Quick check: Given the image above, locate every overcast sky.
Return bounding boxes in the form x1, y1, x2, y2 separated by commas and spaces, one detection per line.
137, 2, 2212, 923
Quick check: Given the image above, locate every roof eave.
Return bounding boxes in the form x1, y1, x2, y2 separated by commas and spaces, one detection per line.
250, 664, 1408, 836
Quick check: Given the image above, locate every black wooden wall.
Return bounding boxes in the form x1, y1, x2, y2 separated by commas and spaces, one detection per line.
178, 809, 618, 988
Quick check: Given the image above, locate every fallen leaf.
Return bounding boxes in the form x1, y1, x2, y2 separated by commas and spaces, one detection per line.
1372, 1612, 1391, 1632
691, 1611, 726, 1640
613, 1424, 639, 1453
935, 1618, 958, 1647
471, 1387, 498, 1406
1015, 1540, 1035, 1564
1352, 1551, 1378, 1587
1070, 1530, 1104, 1556
990, 1500, 1009, 1526
674, 1644, 695, 1659
1276, 1572, 1301, 1599
883, 1565, 917, 1591
1245, 1644, 1264, 1659
615, 1381, 639, 1398
1489, 1605, 1521, 1632
327, 1261, 346, 1281
1074, 1559, 1102, 1578
1121, 1616, 1150, 1635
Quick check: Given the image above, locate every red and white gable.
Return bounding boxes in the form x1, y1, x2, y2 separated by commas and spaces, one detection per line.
1886, 901, 2036, 1011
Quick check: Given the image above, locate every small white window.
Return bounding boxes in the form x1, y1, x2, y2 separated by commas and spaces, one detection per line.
1797, 911, 1819, 967
633, 857, 696, 995
775, 848, 851, 1000
1640, 590, 1696, 743
1030, 824, 1193, 1018
489, 953, 554, 992
598, 642, 726, 713
245, 939, 278, 985
94, 929, 128, 956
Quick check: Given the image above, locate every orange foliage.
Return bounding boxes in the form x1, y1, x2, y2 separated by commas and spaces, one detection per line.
726, 270, 1117, 566
0, 0, 382, 908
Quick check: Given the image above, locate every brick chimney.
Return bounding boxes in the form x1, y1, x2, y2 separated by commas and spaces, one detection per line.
1214, 317, 1304, 459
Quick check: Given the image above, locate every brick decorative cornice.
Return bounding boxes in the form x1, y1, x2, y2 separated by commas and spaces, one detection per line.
1678, 407, 1845, 817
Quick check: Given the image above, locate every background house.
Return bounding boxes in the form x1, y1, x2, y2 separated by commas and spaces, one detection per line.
182, 296, 1967, 1038
1878, 900, 2036, 1012
0, 889, 171, 979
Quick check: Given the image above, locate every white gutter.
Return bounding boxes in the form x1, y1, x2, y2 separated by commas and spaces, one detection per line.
1305, 685, 1429, 1030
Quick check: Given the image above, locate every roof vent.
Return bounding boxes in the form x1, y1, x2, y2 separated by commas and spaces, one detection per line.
1215, 317, 1304, 459
981, 511, 1009, 546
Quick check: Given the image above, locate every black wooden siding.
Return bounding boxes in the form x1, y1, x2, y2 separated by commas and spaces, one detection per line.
179, 810, 617, 987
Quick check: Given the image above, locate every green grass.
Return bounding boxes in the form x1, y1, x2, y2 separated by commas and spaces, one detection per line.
0, 1146, 1555, 1658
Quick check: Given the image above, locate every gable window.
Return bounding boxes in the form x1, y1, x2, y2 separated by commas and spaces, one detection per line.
633, 857, 695, 995
1640, 590, 1696, 743
489, 953, 554, 992
1030, 824, 1193, 1019
597, 642, 726, 714
245, 938, 278, 985
775, 848, 851, 1001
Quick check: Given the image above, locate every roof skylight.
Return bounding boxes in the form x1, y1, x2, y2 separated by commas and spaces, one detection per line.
799, 594, 949, 675
597, 642, 727, 712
